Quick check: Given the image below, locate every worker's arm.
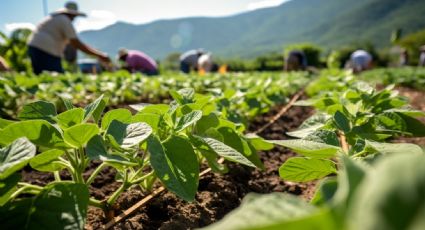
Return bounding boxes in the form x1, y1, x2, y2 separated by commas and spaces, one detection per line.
0, 56, 10, 72
69, 38, 110, 63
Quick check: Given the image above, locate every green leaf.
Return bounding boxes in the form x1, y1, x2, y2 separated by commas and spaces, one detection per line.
333, 111, 350, 133
106, 120, 152, 149
304, 130, 340, 147
0, 120, 65, 148
349, 154, 425, 230
202, 193, 337, 230
55, 108, 84, 130
195, 113, 220, 134
86, 135, 134, 166
29, 149, 65, 172
218, 127, 263, 168
83, 94, 105, 122
132, 113, 161, 133
175, 110, 202, 132
101, 109, 132, 130
365, 141, 423, 156
0, 138, 36, 180
148, 135, 199, 201
0, 182, 89, 229
195, 135, 256, 168
279, 157, 337, 182
61, 96, 74, 110
170, 88, 195, 104
397, 113, 425, 137
64, 124, 99, 148
310, 177, 338, 205
270, 140, 341, 158
0, 173, 21, 206
0, 118, 14, 129
332, 156, 367, 209
245, 133, 274, 151
17, 101, 57, 123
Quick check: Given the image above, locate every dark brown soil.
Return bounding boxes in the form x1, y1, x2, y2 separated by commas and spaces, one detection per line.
81, 103, 315, 230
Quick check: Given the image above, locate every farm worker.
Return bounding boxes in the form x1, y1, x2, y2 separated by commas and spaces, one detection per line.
27, 1, 110, 75
419, 46, 425, 67
198, 53, 214, 73
0, 56, 10, 72
285, 50, 307, 71
180, 49, 205, 73
118, 48, 159, 75
399, 49, 409, 66
349, 50, 372, 73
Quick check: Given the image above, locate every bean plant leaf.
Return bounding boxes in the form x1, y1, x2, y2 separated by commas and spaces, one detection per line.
132, 113, 161, 133
332, 156, 367, 209
245, 133, 274, 151
0, 182, 89, 229
333, 111, 351, 133
304, 130, 340, 147
0, 138, 36, 180
195, 113, 220, 134
195, 135, 256, 168
106, 120, 152, 149
17, 101, 57, 123
0, 118, 15, 129
55, 108, 84, 130
86, 135, 134, 166
365, 141, 423, 156
101, 109, 132, 130
270, 140, 341, 158
349, 154, 425, 230
279, 157, 337, 182
218, 127, 263, 168
170, 88, 195, 105
0, 120, 65, 148
64, 124, 99, 148
202, 193, 337, 230
148, 135, 199, 201
83, 94, 105, 122
61, 97, 74, 110
175, 110, 202, 132
29, 149, 65, 172
0, 173, 21, 206
397, 113, 425, 137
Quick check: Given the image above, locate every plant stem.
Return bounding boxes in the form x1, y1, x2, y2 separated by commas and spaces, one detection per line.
89, 198, 106, 210
107, 183, 128, 206
131, 171, 154, 184
54, 171, 61, 181
107, 171, 129, 206
86, 162, 107, 185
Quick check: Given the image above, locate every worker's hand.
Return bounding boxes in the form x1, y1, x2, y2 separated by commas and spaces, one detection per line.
98, 53, 111, 63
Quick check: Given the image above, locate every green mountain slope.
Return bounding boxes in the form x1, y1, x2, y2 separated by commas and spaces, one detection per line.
79, 0, 425, 59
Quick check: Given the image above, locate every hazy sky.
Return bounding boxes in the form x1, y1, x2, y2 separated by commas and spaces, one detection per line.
1, 0, 289, 33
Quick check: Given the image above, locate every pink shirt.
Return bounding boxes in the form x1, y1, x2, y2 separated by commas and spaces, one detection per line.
125, 50, 157, 72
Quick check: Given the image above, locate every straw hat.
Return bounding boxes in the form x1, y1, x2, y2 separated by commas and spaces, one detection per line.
53, 2, 86, 17
118, 48, 129, 58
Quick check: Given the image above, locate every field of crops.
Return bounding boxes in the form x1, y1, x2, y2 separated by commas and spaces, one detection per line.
0, 68, 425, 229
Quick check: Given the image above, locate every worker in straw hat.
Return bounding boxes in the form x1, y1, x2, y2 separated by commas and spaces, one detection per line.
28, 1, 110, 74
117, 48, 159, 75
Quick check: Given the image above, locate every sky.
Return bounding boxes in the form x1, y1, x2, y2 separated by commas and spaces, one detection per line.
0, 0, 289, 34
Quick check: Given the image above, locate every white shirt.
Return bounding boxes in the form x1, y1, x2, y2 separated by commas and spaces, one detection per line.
28, 14, 77, 57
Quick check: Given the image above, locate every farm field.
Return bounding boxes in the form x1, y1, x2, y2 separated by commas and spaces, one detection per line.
0, 68, 424, 229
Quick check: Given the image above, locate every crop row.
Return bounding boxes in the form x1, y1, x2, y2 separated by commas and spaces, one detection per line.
204, 73, 425, 230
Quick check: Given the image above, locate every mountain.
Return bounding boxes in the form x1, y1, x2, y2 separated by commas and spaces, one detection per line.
80, 0, 425, 59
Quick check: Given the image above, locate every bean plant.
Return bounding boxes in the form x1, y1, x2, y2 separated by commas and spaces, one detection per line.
0, 88, 269, 229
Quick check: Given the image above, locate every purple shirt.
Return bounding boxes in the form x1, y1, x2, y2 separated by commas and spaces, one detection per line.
125, 50, 157, 72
